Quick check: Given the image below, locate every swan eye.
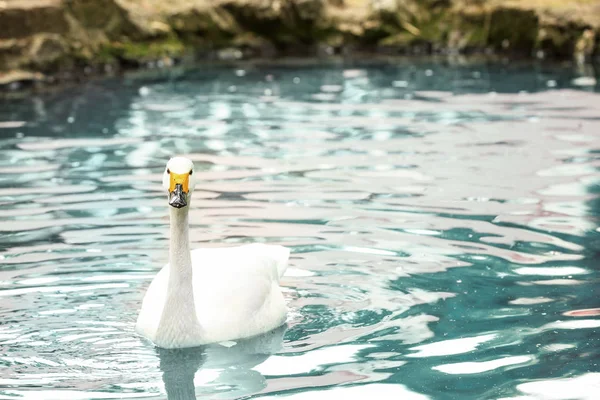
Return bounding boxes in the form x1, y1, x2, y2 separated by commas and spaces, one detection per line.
189, 169, 193, 175
166, 168, 170, 174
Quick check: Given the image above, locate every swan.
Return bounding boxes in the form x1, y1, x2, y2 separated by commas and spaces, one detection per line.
136, 156, 290, 349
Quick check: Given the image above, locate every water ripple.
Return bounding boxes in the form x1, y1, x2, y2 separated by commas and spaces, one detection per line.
0, 62, 598, 399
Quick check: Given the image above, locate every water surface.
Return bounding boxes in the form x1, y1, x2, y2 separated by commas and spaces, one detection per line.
0, 60, 599, 400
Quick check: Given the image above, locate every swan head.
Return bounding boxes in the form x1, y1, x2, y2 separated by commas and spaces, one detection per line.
163, 157, 195, 209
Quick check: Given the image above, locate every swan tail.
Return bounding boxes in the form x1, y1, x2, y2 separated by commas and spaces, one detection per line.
247, 243, 290, 280
272, 245, 290, 279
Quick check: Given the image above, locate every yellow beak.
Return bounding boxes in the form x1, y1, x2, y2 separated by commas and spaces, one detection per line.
169, 172, 190, 193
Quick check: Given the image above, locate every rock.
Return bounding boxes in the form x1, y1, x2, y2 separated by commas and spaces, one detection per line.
102, 37, 186, 66
220, 0, 328, 48
0, 69, 45, 86
167, 6, 240, 43
0, 37, 30, 69
488, 8, 538, 55
574, 28, 596, 64
0, 0, 68, 40
28, 34, 69, 67
65, 0, 144, 39
537, 24, 586, 59
217, 47, 243, 60
1, 0, 600, 89
149, 20, 173, 36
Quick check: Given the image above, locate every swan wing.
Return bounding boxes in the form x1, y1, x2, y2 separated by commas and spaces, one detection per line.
190, 243, 289, 280
136, 266, 169, 339
190, 244, 290, 342
136, 244, 290, 344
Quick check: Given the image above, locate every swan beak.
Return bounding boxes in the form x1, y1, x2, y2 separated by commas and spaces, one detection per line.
169, 184, 187, 208
168, 172, 189, 208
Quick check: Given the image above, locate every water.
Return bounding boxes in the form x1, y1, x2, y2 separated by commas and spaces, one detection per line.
0, 60, 599, 400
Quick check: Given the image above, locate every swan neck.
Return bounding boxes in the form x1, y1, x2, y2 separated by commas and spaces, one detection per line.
169, 207, 192, 280
154, 205, 203, 347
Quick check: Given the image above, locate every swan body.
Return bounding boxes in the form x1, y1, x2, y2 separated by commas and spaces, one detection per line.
135, 157, 289, 349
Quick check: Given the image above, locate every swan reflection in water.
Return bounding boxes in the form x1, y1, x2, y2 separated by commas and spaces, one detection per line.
156, 324, 287, 399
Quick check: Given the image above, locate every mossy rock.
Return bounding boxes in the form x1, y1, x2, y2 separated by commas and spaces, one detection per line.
448, 11, 490, 52
592, 31, 600, 62
487, 8, 538, 54
221, 0, 327, 48
0, 34, 73, 72
372, 1, 452, 51
537, 24, 589, 59
0, 39, 29, 70
168, 8, 239, 47
0, 1, 69, 40
379, 32, 420, 47
101, 37, 186, 65
27, 34, 69, 67
65, 0, 142, 39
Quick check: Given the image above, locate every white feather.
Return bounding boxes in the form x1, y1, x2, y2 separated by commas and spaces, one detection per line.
136, 244, 289, 348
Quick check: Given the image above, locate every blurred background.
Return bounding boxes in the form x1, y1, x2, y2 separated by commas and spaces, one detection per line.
1, 0, 599, 87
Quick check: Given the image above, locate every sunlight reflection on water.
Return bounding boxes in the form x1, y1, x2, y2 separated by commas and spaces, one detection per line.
0, 61, 599, 399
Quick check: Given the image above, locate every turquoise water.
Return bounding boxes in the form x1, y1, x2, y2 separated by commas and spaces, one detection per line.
0, 61, 599, 400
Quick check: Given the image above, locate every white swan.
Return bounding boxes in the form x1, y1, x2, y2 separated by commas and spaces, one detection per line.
136, 156, 289, 349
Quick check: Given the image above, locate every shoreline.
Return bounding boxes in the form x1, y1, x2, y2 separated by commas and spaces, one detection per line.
1, 0, 599, 92
1, 54, 596, 99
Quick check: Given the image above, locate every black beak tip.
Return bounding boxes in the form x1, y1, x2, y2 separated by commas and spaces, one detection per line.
168, 184, 188, 208
169, 198, 187, 208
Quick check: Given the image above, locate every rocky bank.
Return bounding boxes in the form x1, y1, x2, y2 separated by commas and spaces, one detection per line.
1, 0, 599, 87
